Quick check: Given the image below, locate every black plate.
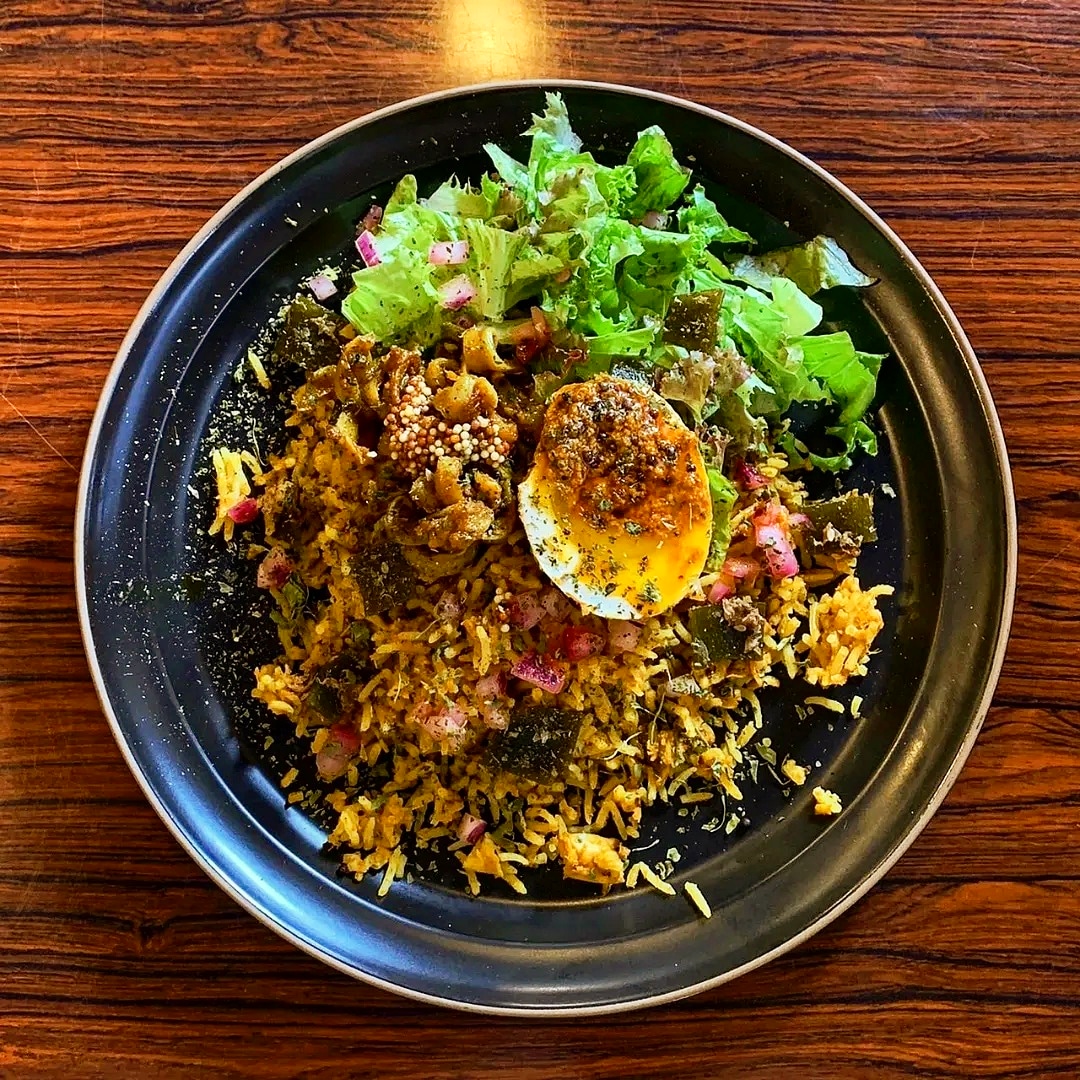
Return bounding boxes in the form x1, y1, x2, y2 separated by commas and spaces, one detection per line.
76, 81, 1015, 1014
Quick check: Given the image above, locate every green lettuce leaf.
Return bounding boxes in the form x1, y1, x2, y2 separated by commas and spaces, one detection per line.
383, 173, 418, 216
553, 217, 644, 336
526, 91, 582, 159
486, 93, 634, 230
677, 186, 752, 247
507, 247, 572, 310
711, 387, 770, 455
483, 143, 533, 216
778, 419, 878, 472
767, 276, 822, 337
342, 173, 455, 343
341, 251, 441, 344
624, 126, 691, 217
691, 252, 732, 291
462, 220, 574, 320
344, 168, 566, 337
424, 176, 501, 219
731, 235, 875, 295
595, 163, 638, 216
720, 284, 826, 413
658, 352, 717, 424
585, 325, 658, 358
705, 466, 738, 571
619, 228, 698, 321
789, 333, 883, 424
731, 365, 777, 419
462, 221, 529, 319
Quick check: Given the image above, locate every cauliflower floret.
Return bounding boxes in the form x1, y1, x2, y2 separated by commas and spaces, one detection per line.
556, 831, 627, 885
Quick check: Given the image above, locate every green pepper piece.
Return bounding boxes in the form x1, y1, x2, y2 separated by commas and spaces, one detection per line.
307, 680, 341, 720
351, 541, 417, 615
688, 605, 746, 664
271, 295, 342, 373
486, 706, 583, 782
663, 290, 723, 351
803, 491, 877, 544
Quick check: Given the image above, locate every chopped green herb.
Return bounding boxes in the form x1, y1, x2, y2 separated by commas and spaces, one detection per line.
639, 581, 661, 605
755, 741, 777, 766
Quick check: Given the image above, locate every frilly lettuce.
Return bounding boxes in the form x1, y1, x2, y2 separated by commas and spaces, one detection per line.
731, 235, 875, 295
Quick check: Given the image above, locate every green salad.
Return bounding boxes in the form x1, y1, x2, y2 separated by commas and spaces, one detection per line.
339, 92, 883, 473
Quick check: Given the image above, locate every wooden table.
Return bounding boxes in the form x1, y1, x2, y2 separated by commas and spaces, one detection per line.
3, 2, 1078, 1076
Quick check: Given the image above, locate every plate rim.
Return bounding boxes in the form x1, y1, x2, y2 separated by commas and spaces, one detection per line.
74, 77, 1018, 1016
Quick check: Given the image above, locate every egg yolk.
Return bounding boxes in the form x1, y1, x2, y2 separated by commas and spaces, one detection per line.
521, 375, 712, 619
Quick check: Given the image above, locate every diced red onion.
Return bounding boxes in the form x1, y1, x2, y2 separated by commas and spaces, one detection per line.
226, 496, 259, 524
506, 592, 544, 631
414, 703, 468, 746
438, 274, 476, 310
355, 229, 381, 267
641, 210, 668, 230
435, 590, 462, 621
316, 744, 350, 781
734, 458, 769, 490
307, 273, 338, 301
788, 512, 811, 528
751, 500, 799, 578
541, 588, 573, 621
315, 722, 362, 781
510, 651, 567, 694
360, 204, 383, 234
708, 579, 734, 603
329, 722, 362, 753
609, 620, 642, 654
428, 240, 470, 265
561, 625, 606, 661
756, 523, 800, 579
256, 547, 293, 590
457, 813, 487, 845
476, 670, 507, 700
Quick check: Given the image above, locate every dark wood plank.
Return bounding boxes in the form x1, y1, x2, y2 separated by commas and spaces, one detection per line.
2, 0, 1079, 1075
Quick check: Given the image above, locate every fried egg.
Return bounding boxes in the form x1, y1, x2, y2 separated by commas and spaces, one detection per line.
519, 374, 712, 620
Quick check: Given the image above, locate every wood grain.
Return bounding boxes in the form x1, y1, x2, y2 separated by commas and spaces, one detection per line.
2, 1, 1079, 1076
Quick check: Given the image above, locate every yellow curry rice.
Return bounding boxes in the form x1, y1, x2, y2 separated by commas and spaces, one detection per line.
218, 362, 893, 897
